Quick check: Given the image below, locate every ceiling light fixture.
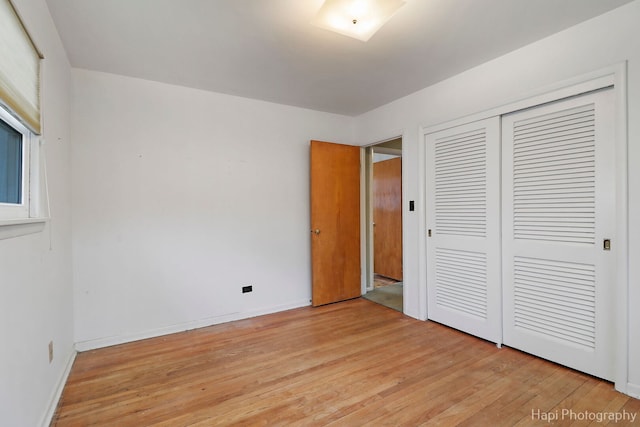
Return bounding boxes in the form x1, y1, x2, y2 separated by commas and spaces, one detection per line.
311, 0, 406, 42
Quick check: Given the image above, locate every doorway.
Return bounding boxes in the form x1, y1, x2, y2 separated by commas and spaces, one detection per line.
362, 138, 403, 312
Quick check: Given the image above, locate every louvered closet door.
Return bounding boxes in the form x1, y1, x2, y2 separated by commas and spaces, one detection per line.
502, 89, 615, 380
426, 117, 501, 344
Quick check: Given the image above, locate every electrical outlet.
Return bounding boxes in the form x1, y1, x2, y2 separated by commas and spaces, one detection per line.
242, 285, 253, 293
48, 341, 53, 363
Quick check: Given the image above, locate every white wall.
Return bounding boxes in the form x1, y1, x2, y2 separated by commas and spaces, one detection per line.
71, 70, 355, 349
0, 0, 74, 426
354, 0, 640, 395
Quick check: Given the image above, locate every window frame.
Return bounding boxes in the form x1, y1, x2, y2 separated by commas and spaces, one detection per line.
0, 103, 47, 241
0, 104, 32, 220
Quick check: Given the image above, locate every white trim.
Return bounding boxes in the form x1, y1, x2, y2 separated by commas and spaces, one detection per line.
626, 382, 640, 399
417, 125, 428, 320
75, 299, 311, 352
612, 63, 629, 395
372, 146, 402, 156
0, 217, 46, 240
419, 62, 629, 395
398, 132, 408, 316
363, 146, 374, 292
359, 147, 368, 295
420, 64, 621, 133
0, 217, 47, 226
28, 135, 40, 217
39, 349, 77, 427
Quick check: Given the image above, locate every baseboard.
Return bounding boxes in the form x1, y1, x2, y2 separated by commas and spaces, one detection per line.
242, 299, 311, 320
627, 382, 640, 399
75, 298, 311, 352
74, 311, 242, 352
39, 348, 77, 427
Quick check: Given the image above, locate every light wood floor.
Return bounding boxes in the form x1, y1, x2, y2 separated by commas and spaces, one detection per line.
373, 274, 400, 288
52, 299, 639, 426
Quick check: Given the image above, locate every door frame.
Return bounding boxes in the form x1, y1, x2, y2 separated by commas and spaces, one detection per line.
418, 63, 628, 394
360, 135, 405, 312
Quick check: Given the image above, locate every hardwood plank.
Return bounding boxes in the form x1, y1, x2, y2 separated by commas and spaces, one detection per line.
52, 299, 638, 426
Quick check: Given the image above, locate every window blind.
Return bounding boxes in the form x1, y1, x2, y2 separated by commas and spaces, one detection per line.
0, 0, 42, 134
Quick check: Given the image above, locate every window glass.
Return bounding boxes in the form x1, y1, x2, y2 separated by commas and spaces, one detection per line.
0, 117, 22, 204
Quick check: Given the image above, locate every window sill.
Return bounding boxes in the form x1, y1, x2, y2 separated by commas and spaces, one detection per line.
0, 218, 48, 240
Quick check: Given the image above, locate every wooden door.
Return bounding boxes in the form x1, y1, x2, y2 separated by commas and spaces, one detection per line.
373, 157, 402, 280
425, 117, 502, 344
310, 140, 361, 306
502, 89, 615, 380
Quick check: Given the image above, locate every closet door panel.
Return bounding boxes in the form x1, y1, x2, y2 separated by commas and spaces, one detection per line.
502, 89, 615, 380
425, 117, 501, 344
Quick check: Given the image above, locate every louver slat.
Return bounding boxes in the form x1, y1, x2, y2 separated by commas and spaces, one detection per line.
513, 257, 596, 349
435, 248, 487, 319
435, 129, 486, 237
513, 104, 596, 244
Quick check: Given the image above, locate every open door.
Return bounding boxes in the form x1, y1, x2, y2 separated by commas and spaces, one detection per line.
310, 140, 361, 306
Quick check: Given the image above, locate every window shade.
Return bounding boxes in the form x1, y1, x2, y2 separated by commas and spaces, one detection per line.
0, 0, 42, 134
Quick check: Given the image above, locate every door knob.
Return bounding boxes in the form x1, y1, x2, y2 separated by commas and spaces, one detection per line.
311, 229, 320, 235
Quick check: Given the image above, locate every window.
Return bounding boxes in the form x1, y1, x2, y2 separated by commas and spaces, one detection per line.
0, 106, 30, 220
0, 0, 45, 237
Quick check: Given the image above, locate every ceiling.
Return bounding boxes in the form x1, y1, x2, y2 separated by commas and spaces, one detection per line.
45, 0, 634, 116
